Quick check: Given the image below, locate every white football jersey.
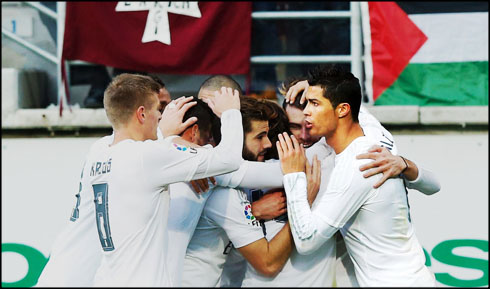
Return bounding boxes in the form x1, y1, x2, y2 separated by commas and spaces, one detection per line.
242, 106, 432, 287
39, 109, 242, 287
241, 155, 337, 287
92, 109, 242, 286
284, 136, 435, 287
36, 135, 113, 286
359, 105, 398, 154
182, 186, 264, 287
166, 181, 213, 286
242, 218, 336, 287
218, 246, 248, 287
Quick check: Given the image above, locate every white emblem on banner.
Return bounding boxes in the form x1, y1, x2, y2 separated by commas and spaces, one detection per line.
116, 2, 201, 45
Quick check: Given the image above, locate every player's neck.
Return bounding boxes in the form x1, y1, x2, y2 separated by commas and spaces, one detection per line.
326, 122, 364, 154
111, 126, 144, 146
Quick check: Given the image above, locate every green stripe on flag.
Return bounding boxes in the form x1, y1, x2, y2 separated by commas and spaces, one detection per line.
375, 61, 488, 106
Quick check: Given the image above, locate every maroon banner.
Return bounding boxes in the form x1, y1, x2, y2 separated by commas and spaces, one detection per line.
62, 2, 252, 74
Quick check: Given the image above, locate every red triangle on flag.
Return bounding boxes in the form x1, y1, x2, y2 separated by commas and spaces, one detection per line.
369, 2, 427, 101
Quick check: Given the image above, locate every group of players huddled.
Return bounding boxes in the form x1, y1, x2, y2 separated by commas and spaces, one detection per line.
37, 65, 440, 287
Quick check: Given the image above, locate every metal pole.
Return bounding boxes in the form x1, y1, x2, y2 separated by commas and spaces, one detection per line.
251, 55, 352, 64
350, 2, 362, 82
252, 11, 351, 19
1, 28, 58, 64
57, 2, 67, 113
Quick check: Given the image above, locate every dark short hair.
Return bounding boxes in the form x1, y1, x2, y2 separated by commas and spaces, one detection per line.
148, 74, 165, 88
280, 77, 307, 111
240, 97, 274, 135
209, 97, 272, 147
261, 100, 291, 160
199, 75, 243, 97
307, 64, 361, 122
182, 96, 221, 145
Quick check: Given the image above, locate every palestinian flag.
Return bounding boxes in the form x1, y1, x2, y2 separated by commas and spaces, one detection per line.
361, 2, 488, 105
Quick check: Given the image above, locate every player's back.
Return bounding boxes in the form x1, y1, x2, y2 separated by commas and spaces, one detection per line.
336, 137, 434, 286
182, 187, 232, 287
36, 135, 113, 286
88, 139, 172, 286
167, 181, 213, 286
183, 186, 264, 286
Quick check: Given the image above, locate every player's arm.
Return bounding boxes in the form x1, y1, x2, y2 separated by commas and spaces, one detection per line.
250, 188, 287, 221
237, 222, 293, 277
219, 155, 320, 220
215, 160, 284, 189
281, 171, 336, 255
207, 187, 293, 277
356, 145, 441, 194
151, 87, 243, 184
277, 133, 372, 255
215, 143, 329, 192
276, 132, 330, 254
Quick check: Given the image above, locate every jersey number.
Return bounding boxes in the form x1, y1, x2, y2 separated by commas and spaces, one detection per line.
93, 183, 115, 251
70, 165, 84, 222
379, 131, 394, 151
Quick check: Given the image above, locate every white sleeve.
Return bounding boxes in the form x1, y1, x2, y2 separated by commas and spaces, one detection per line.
205, 187, 265, 248
404, 164, 441, 195
283, 172, 334, 254
215, 142, 332, 190
215, 160, 284, 189
283, 157, 377, 255
144, 109, 243, 186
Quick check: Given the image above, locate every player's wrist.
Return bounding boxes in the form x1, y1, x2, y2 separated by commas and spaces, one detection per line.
400, 156, 409, 175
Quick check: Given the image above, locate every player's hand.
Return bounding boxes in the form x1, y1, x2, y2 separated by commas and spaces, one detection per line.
277, 132, 306, 175
356, 145, 406, 188
306, 155, 321, 207
159, 96, 197, 137
285, 80, 309, 105
251, 188, 287, 220
202, 87, 240, 118
190, 177, 216, 194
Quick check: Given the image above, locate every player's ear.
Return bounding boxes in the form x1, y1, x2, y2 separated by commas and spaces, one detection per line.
191, 124, 199, 140
192, 124, 199, 134
337, 103, 351, 119
136, 106, 146, 124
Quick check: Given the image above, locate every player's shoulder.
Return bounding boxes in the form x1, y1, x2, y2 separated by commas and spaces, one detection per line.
306, 137, 334, 161
85, 134, 113, 159
330, 137, 377, 192
358, 105, 379, 126
347, 136, 377, 155
207, 186, 248, 208
91, 134, 113, 149
334, 137, 374, 173
209, 186, 243, 200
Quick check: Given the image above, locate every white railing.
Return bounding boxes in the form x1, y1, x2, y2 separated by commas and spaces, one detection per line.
1, 1, 67, 113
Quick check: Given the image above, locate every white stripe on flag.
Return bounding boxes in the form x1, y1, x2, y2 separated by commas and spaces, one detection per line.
410, 12, 488, 63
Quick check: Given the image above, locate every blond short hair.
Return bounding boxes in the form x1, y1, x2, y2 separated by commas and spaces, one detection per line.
103, 74, 161, 128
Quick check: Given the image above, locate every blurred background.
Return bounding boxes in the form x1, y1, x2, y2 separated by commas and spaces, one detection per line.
2, 2, 488, 287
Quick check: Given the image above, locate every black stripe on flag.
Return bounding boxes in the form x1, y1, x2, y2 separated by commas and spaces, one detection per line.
397, 2, 488, 14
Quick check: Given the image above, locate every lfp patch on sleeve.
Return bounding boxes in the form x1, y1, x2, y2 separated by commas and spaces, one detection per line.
173, 143, 197, 154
